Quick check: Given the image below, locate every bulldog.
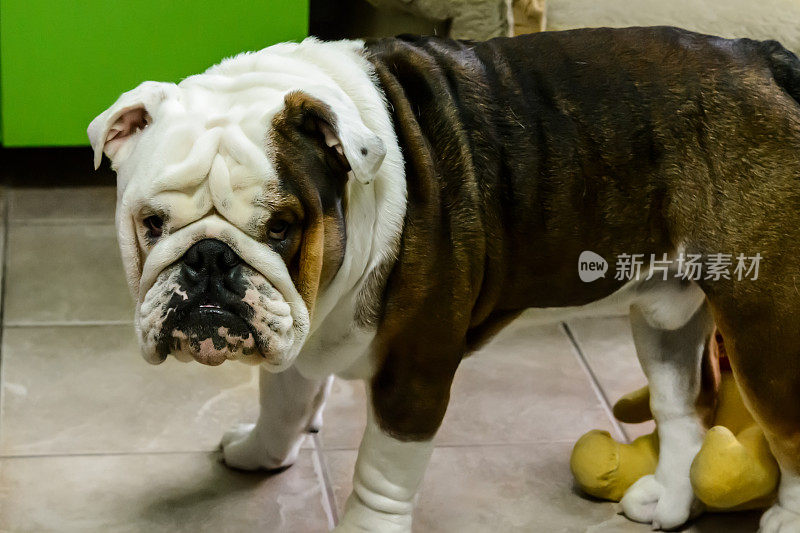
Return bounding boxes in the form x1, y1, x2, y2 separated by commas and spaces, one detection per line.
88, 27, 800, 532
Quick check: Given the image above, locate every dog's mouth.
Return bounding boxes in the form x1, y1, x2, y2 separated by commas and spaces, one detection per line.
154, 290, 265, 366
139, 259, 298, 368
176, 305, 257, 365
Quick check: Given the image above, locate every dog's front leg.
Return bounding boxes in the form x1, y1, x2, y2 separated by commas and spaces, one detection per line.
334, 352, 458, 532
221, 365, 332, 471
334, 408, 435, 532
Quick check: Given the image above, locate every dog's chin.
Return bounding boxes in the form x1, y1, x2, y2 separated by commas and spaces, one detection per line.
170, 339, 263, 366
139, 309, 297, 369
168, 308, 258, 366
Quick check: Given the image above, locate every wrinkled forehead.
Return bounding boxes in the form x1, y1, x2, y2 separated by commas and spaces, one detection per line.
121, 80, 289, 230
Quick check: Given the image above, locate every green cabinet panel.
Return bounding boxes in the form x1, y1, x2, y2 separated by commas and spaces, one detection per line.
0, 1, 309, 146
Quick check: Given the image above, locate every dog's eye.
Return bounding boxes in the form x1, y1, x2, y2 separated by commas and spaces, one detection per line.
267, 220, 290, 241
143, 215, 164, 239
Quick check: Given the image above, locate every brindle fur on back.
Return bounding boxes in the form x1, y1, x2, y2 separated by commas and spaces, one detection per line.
364, 27, 800, 440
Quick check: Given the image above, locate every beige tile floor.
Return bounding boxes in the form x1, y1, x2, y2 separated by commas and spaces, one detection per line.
0, 163, 763, 532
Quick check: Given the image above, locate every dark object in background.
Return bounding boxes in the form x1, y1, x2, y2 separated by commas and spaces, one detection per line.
309, 0, 446, 40
0, 147, 111, 188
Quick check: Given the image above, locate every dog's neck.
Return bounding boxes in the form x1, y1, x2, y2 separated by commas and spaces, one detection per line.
265, 39, 407, 337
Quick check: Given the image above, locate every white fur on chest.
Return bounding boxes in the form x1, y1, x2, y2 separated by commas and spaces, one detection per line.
294, 291, 378, 380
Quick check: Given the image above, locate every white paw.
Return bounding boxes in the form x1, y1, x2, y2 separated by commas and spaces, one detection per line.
620, 474, 701, 530
220, 423, 301, 471
760, 503, 800, 533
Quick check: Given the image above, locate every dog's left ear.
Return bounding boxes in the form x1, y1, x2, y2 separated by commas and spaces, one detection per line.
283, 90, 386, 185
87, 81, 176, 170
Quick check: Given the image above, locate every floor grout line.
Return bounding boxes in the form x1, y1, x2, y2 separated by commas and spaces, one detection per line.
0, 449, 222, 460
4, 320, 133, 328
0, 438, 605, 461
9, 218, 115, 227
560, 322, 631, 444
311, 432, 340, 527
320, 438, 586, 453
0, 190, 10, 446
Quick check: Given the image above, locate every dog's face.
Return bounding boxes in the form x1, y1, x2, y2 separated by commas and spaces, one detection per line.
88, 49, 386, 370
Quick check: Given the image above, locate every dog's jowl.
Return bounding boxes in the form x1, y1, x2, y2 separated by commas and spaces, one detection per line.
89, 27, 800, 532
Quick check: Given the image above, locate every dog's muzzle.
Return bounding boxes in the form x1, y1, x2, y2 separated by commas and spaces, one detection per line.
171, 239, 252, 365
138, 238, 297, 367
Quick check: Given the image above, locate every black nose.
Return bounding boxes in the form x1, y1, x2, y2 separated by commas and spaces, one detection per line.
180, 239, 242, 287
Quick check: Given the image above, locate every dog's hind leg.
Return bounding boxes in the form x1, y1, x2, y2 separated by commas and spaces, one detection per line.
710, 297, 800, 533
620, 288, 713, 530
221, 365, 332, 471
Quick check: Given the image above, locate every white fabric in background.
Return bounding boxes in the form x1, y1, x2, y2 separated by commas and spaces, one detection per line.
547, 0, 800, 54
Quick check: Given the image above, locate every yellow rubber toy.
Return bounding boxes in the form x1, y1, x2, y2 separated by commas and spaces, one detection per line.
689, 373, 779, 510
570, 334, 780, 511
570, 428, 658, 501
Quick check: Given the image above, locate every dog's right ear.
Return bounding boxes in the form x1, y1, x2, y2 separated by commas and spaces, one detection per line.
87, 81, 175, 170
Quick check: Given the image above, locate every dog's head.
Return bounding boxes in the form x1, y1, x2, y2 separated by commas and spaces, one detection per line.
88, 45, 387, 370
